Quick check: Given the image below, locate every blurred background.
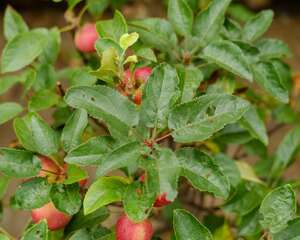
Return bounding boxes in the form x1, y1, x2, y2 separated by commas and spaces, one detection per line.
0, 0, 300, 238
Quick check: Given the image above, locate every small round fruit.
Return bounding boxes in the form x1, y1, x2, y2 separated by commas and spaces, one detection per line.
31, 202, 71, 230
75, 23, 99, 53
134, 67, 152, 83
79, 178, 88, 187
154, 192, 172, 208
116, 214, 153, 240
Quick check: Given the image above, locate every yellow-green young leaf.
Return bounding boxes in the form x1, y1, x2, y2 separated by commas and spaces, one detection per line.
0, 148, 41, 178
273, 217, 300, 240
4, 6, 29, 41
61, 109, 88, 152
202, 40, 253, 81
242, 10, 274, 42
0, 102, 23, 125
50, 184, 81, 215
213, 223, 234, 240
29, 90, 60, 112
167, 0, 194, 36
119, 32, 139, 50
96, 10, 127, 42
177, 148, 230, 199
240, 106, 268, 145
169, 94, 250, 143
193, 0, 231, 49
0, 233, 10, 240
14, 178, 51, 210
259, 185, 296, 233
13, 112, 60, 156
236, 161, 263, 184
1, 31, 47, 73
253, 61, 289, 103
83, 176, 129, 215
124, 55, 138, 64
21, 220, 48, 240
65, 136, 116, 166
173, 209, 213, 240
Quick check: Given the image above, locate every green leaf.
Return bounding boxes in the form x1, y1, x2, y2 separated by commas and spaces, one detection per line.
238, 208, 262, 237
96, 141, 142, 176
271, 59, 292, 92
39, 28, 61, 64
0, 148, 40, 178
59, 67, 97, 87
253, 61, 289, 103
61, 109, 88, 152
4, 6, 29, 41
66, 207, 109, 233
167, 0, 193, 36
123, 182, 155, 222
96, 11, 127, 42
14, 112, 60, 156
193, 0, 232, 49
21, 220, 48, 240
214, 153, 241, 188
95, 38, 123, 56
239, 106, 268, 145
259, 185, 296, 233
33, 63, 56, 91
257, 38, 292, 60
64, 86, 139, 139
87, 0, 110, 16
50, 184, 81, 215
242, 10, 274, 42
68, 0, 83, 9
273, 218, 300, 240
64, 164, 88, 185
0, 102, 23, 125
129, 18, 177, 53
270, 127, 300, 179
169, 94, 250, 143
140, 64, 179, 129
0, 75, 23, 96
14, 178, 51, 210
179, 66, 203, 103
202, 40, 253, 81
83, 176, 129, 215
0, 233, 10, 240
135, 48, 157, 62
0, 175, 10, 199
29, 90, 60, 112
65, 136, 116, 166
223, 181, 267, 216
1, 31, 47, 73
177, 148, 230, 198
173, 209, 213, 240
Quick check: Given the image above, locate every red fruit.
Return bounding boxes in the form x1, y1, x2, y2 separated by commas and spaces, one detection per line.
116, 215, 153, 240
38, 156, 60, 182
134, 67, 152, 83
79, 178, 88, 187
139, 174, 146, 183
153, 192, 171, 207
133, 89, 142, 105
31, 202, 71, 230
75, 23, 98, 53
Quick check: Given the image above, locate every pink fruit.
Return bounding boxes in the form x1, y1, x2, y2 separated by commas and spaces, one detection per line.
116, 214, 153, 240
31, 202, 71, 230
75, 23, 99, 53
134, 67, 152, 83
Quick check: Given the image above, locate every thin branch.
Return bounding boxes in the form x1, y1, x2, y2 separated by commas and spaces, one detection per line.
155, 132, 172, 143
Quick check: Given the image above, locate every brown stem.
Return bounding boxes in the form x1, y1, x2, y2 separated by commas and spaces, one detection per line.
56, 81, 65, 96
268, 123, 285, 135
155, 132, 172, 143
